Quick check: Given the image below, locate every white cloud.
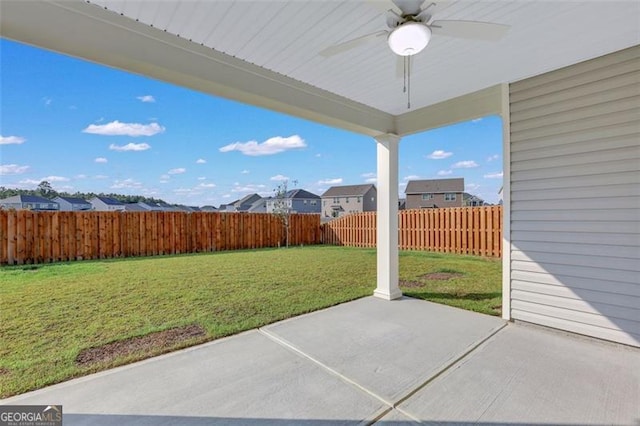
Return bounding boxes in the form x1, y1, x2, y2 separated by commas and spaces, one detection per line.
196, 158, 206, 164
168, 168, 186, 175
197, 177, 206, 181
437, 170, 453, 176
472, 118, 483, 123
83, 120, 165, 137
0, 164, 30, 175
452, 160, 479, 169
0, 135, 26, 145
75, 174, 87, 179
43, 97, 52, 107
484, 171, 504, 179
426, 150, 453, 160
487, 154, 500, 162
94, 157, 108, 163
231, 183, 267, 194
111, 178, 142, 189
219, 135, 306, 156
241, 169, 250, 174
18, 179, 40, 185
466, 183, 481, 191
137, 95, 156, 103
42, 175, 70, 182
160, 174, 171, 180
318, 178, 342, 185
361, 173, 377, 183
109, 143, 151, 152
270, 174, 289, 181
19, 175, 70, 185
315, 153, 322, 158
403, 175, 421, 181
198, 183, 216, 188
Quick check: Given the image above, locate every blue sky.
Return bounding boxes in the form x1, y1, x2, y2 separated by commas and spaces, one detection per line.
0, 39, 503, 207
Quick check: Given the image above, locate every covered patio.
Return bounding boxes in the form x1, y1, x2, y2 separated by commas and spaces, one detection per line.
3, 297, 639, 424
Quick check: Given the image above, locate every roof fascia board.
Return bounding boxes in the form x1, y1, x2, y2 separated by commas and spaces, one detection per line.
395, 85, 503, 136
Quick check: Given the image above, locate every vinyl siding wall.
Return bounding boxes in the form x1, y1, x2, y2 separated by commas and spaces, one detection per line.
508, 45, 640, 347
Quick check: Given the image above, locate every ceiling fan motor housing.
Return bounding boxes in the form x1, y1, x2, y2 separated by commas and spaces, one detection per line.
387, 21, 432, 56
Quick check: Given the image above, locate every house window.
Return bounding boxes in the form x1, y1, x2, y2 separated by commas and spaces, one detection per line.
323, 200, 326, 206
345, 197, 349, 203
303, 199, 308, 204
357, 197, 362, 203
310, 200, 317, 206
445, 193, 456, 201
333, 197, 339, 203
422, 193, 433, 200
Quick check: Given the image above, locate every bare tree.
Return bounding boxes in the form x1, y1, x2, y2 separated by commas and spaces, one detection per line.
37, 180, 57, 199
272, 179, 297, 248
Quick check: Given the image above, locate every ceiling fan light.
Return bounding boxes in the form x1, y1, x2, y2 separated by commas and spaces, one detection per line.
388, 22, 431, 56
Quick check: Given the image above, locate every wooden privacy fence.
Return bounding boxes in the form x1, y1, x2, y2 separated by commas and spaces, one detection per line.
0, 211, 321, 265
321, 206, 503, 257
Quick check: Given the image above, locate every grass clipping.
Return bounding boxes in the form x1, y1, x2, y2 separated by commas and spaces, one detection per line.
76, 325, 206, 367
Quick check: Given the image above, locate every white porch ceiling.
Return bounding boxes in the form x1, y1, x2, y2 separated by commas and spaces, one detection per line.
1, 1, 638, 136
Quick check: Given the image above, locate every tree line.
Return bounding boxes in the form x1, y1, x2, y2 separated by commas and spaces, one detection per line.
0, 181, 168, 206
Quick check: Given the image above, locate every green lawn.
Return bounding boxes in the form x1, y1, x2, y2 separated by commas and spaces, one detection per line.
0, 246, 501, 397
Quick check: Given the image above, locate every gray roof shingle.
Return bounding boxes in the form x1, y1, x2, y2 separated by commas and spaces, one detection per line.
321, 184, 376, 197
405, 178, 464, 194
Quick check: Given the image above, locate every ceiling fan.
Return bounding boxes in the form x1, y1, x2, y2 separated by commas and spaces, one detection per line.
319, 0, 509, 109
320, 0, 510, 58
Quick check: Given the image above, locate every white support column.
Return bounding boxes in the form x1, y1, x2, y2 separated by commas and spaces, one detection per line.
374, 134, 402, 300
500, 83, 512, 320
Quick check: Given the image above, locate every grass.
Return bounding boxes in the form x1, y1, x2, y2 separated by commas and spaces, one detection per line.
0, 246, 501, 397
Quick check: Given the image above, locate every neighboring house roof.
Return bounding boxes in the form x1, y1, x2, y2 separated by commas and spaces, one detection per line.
322, 184, 376, 197
405, 178, 464, 194
235, 193, 262, 211
201, 205, 218, 211
0, 194, 54, 204
91, 196, 124, 205
54, 196, 91, 206
284, 189, 321, 199
247, 198, 269, 212
124, 203, 147, 211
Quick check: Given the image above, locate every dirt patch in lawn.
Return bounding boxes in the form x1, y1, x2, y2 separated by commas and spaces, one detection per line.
75, 324, 206, 367
420, 272, 463, 280
0, 368, 10, 376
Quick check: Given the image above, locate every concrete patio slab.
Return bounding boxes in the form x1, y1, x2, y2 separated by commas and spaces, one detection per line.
1, 330, 387, 425
262, 296, 506, 404
373, 409, 420, 425
398, 323, 640, 425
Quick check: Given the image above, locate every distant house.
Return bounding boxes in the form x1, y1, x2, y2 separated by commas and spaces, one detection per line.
405, 178, 465, 209
321, 184, 377, 218
0, 194, 59, 211
266, 189, 321, 214
218, 193, 263, 212
124, 203, 147, 212
88, 196, 125, 212
463, 193, 487, 207
248, 197, 270, 213
200, 205, 218, 212
498, 186, 504, 205
53, 196, 92, 211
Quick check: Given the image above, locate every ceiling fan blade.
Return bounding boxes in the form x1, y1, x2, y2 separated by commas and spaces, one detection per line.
319, 30, 388, 57
392, 0, 426, 16
431, 20, 509, 41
